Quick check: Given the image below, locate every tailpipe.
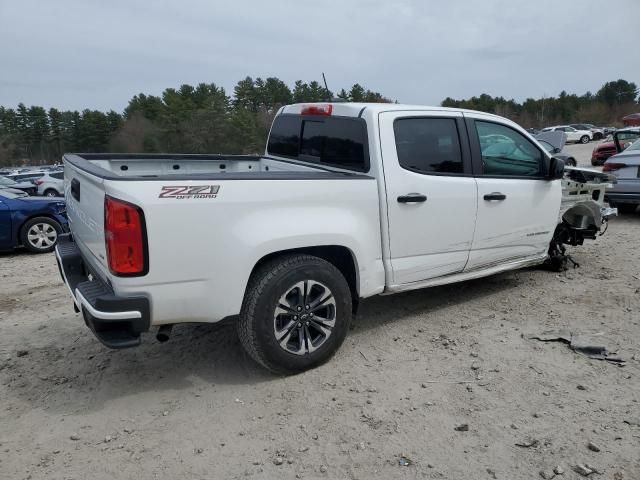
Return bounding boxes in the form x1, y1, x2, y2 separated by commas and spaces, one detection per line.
156, 324, 173, 343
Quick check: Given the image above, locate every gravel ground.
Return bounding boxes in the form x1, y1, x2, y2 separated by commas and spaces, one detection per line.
1, 214, 639, 479
563, 141, 600, 168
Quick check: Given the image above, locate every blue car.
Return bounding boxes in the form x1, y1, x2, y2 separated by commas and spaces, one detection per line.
0, 189, 68, 253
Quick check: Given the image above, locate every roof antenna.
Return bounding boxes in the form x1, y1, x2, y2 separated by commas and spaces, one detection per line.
322, 72, 346, 102
322, 72, 331, 101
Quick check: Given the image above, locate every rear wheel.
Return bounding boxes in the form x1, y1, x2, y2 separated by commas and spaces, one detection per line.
565, 157, 577, 167
20, 217, 62, 253
43, 189, 59, 197
238, 254, 352, 374
580, 135, 590, 144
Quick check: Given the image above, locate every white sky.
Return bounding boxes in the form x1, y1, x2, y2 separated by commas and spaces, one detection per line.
1, 0, 639, 111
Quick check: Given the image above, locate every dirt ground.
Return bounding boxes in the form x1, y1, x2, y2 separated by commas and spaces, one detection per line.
2, 172, 639, 479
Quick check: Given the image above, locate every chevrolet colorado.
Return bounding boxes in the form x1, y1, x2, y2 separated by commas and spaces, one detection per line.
56, 103, 615, 373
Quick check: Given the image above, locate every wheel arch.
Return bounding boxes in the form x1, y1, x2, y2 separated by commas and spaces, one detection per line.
248, 245, 360, 312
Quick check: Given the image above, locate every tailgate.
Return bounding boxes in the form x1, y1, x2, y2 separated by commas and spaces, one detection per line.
64, 161, 109, 276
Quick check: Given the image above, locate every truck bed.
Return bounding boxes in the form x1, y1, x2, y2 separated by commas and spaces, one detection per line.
63, 153, 368, 180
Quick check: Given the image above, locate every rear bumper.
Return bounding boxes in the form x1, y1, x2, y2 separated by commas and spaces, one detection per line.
55, 233, 150, 348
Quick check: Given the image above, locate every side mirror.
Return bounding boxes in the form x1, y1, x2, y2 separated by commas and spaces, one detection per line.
553, 147, 561, 154
549, 157, 565, 180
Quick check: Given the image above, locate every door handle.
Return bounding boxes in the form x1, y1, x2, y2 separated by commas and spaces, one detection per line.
483, 192, 506, 201
397, 193, 427, 203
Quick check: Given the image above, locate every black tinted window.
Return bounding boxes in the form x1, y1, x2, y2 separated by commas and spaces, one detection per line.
267, 115, 368, 171
51, 172, 64, 179
267, 115, 300, 158
476, 121, 543, 177
394, 118, 463, 174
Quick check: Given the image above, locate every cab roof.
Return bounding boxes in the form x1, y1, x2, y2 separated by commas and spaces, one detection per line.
279, 102, 505, 120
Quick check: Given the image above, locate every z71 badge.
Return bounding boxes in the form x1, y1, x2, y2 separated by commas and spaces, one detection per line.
159, 185, 220, 199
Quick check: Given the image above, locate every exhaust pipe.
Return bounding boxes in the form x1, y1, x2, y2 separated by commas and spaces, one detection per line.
156, 324, 173, 343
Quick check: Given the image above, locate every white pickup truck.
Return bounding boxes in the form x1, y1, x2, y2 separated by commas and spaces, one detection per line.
56, 102, 616, 373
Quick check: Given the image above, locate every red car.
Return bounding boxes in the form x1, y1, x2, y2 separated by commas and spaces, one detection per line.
591, 141, 618, 166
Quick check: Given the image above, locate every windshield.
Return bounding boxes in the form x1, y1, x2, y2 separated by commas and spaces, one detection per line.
0, 176, 17, 186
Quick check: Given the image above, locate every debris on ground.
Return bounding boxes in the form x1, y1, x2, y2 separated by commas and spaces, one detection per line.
454, 423, 469, 432
526, 330, 625, 363
515, 438, 539, 448
587, 441, 601, 452
398, 454, 412, 467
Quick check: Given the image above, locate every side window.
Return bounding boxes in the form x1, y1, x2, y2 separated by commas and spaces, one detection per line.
51, 172, 64, 180
475, 121, 544, 177
393, 118, 464, 175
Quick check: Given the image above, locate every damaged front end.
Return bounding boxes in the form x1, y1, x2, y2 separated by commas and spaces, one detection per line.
546, 168, 618, 270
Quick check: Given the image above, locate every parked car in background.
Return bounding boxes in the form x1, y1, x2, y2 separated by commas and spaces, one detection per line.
6, 171, 46, 185
35, 171, 64, 196
541, 126, 592, 143
591, 140, 618, 166
603, 128, 640, 214
570, 124, 605, 140
536, 139, 577, 166
0, 175, 38, 195
534, 130, 577, 166
622, 113, 640, 127
0, 189, 68, 253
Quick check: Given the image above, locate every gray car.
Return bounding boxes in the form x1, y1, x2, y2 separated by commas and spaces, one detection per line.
604, 128, 640, 214
35, 171, 64, 197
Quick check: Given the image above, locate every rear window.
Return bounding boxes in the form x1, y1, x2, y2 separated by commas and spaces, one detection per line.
267, 114, 369, 172
51, 172, 64, 180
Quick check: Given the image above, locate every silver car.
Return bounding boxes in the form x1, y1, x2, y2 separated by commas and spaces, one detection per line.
604, 128, 640, 214
35, 171, 64, 197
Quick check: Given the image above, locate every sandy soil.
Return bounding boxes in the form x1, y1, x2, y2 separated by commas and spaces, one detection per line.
1, 213, 639, 480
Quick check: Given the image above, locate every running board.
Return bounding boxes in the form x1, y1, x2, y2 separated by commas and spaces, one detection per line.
384, 254, 547, 294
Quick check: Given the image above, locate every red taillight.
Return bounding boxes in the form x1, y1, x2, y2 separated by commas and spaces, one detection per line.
104, 196, 147, 276
34, 179, 44, 185
301, 104, 333, 116
603, 162, 626, 172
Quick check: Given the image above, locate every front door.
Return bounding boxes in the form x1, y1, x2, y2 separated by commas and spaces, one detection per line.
379, 111, 478, 285
465, 116, 561, 270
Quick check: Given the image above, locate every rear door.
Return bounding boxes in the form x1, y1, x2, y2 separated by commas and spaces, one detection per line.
379, 111, 477, 284
465, 116, 561, 270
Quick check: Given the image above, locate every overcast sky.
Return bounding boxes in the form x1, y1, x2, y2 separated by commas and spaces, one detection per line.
1, 0, 639, 112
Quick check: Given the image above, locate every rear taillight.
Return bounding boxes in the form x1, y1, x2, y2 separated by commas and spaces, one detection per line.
34, 179, 44, 185
301, 104, 333, 116
603, 162, 626, 172
104, 196, 147, 276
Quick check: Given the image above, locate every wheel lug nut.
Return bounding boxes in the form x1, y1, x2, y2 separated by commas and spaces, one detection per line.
294, 315, 298, 320
305, 321, 310, 326
305, 305, 310, 310
297, 322, 302, 327
310, 313, 314, 317
297, 306, 302, 312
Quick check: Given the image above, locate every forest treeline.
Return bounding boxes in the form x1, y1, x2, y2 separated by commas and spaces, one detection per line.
442, 79, 639, 130
0, 77, 638, 167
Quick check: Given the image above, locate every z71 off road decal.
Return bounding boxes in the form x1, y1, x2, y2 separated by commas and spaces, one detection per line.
159, 185, 220, 199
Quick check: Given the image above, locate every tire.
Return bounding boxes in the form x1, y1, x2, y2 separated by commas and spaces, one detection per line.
238, 254, 352, 374
580, 135, 590, 144
43, 189, 59, 197
566, 157, 577, 167
616, 204, 638, 214
20, 217, 62, 253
